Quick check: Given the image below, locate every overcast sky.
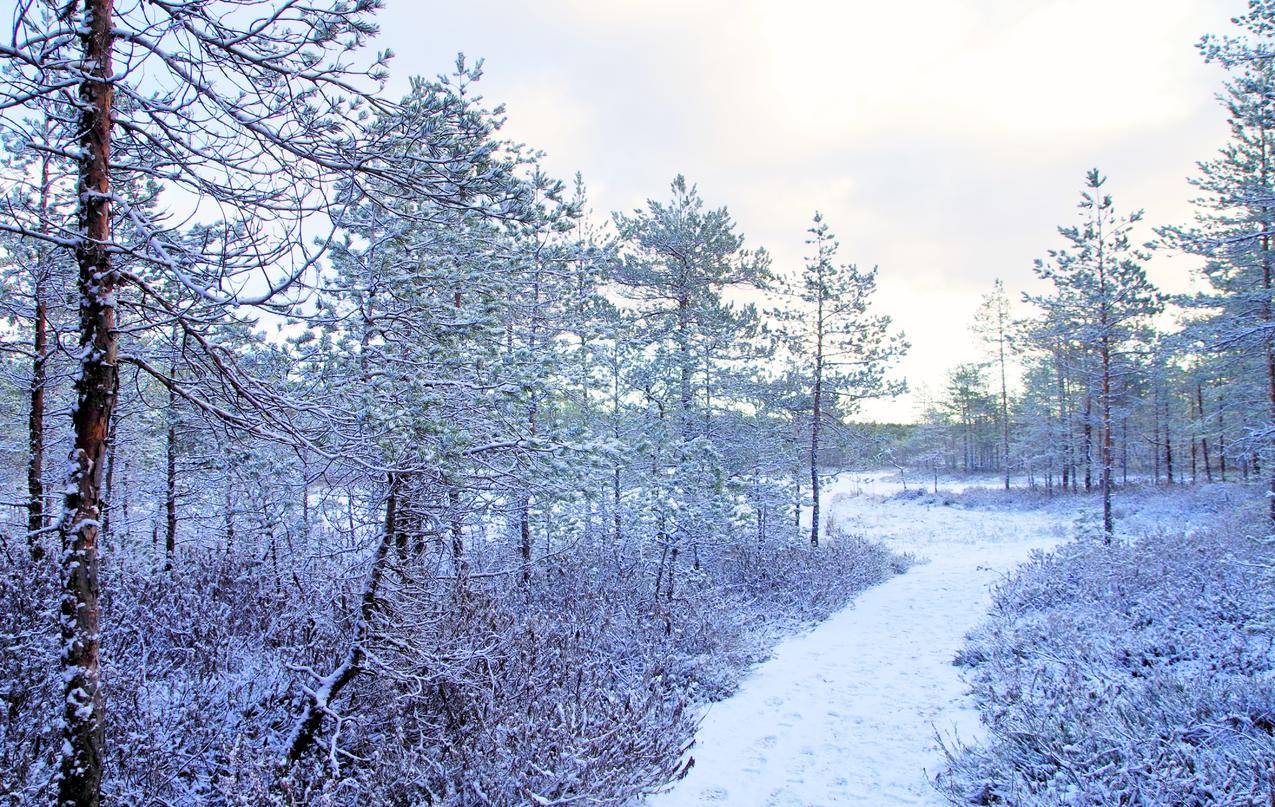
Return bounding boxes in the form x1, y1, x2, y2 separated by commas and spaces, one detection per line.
377, 0, 1244, 421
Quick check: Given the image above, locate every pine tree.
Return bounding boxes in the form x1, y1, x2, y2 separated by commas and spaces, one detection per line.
776, 213, 905, 546
1166, 30, 1275, 519
613, 176, 769, 581
974, 279, 1014, 490
1029, 170, 1161, 539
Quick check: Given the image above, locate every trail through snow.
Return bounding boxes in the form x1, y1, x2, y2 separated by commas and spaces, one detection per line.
647, 473, 1077, 806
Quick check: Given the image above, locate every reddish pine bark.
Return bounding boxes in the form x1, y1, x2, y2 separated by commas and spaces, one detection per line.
58, 0, 116, 803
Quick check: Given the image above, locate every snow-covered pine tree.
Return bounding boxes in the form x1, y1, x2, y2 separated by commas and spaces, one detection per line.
613, 176, 769, 596
775, 213, 905, 546
1165, 29, 1275, 519
973, 279, 1014, 490
1029, 170, 1161, 539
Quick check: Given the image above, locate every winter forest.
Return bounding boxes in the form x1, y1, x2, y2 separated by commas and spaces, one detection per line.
0, 0, 1273, 805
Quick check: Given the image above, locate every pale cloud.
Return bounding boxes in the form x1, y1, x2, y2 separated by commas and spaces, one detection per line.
376, 0, 1245, 421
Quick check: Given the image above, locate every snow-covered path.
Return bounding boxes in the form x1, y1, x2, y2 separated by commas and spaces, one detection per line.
647, 475, 1075, 806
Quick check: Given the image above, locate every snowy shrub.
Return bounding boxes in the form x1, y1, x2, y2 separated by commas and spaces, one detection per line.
0, 524, 904, 805
937, 498, 1275, 805
936, 485, 1067, 512
0, 555, 57, 802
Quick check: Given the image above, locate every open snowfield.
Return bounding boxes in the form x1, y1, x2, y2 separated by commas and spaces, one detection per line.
647, 472, 1080, 806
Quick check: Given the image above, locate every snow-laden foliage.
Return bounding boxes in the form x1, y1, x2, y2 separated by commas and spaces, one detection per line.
938, 487, 1275, 805
0, 517, 903, 804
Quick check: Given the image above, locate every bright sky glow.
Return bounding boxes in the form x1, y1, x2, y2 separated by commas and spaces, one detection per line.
378, 0, 1244, 420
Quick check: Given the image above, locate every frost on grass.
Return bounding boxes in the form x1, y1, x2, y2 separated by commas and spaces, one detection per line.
938, 488, 1275, 805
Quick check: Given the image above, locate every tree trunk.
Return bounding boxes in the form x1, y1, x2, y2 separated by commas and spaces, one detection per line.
26, 152, 52, 562
678, 289, 692, 440
612, 465, 622, 545
962, 404, 972, 473
998, 323, 1010, 491
385, 473, 398, 555
447, 483, 466, 578
519, 409, 536, 583
519, 497, 532, 584
27, 295, 47, 560
224, 472, 235, 555
667, 543, 679, 604
1121, 417, 1129, 485
118, 455, 129, 543
794, 477, 801, 530
668, 279, 691, 586
1055, 347, 1070, 492
100, 399, 117, 542
1218, 404, 1228, 481
1082, 393, 1093, 492
754, 469, 765, 542
809, 299, 824, 548
652, 538, 668, 609
299, 453, 311, 546
58, 1, 115, 802
1152, 391, 1161, 484
1263, 225, 1275, 518
1100, 339, 1114, 540
611, 353, 624, 545
388, 473, 407, 556
164, 379, 178, 570
519, 276, 542, 584
283, 478, 396, 769
1197, 383, 1213, 482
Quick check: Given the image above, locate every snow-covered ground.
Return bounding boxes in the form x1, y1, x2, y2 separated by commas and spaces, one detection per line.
647, 472, 1078, 806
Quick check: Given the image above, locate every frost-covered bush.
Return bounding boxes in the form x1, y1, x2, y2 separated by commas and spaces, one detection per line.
0, 523, 904, 805
0, 554, 58, 802
279, 533, 906, 804
938, 485, 1062, 511
938, 498, 1275, 805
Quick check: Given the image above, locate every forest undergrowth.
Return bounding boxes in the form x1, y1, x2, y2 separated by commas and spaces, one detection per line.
0, 522, 905, 805
938, 484, 1275, 805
